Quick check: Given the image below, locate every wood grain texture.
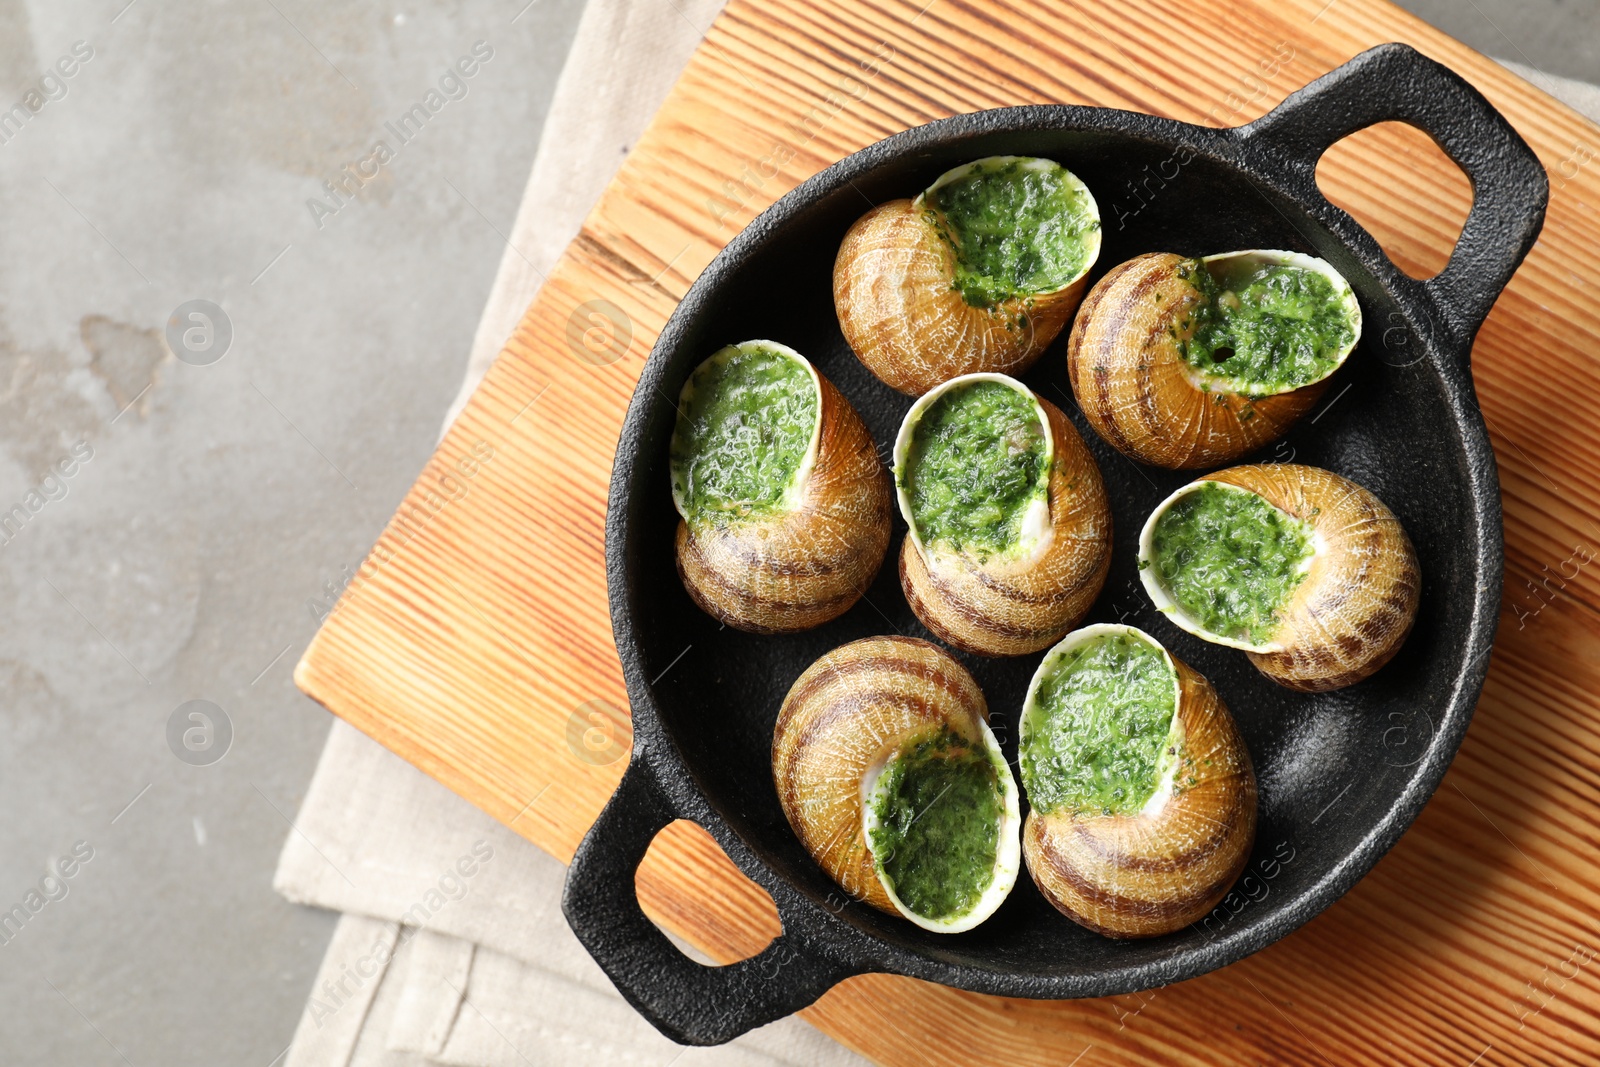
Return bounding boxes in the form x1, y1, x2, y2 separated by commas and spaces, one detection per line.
293, 0, 1600, 1062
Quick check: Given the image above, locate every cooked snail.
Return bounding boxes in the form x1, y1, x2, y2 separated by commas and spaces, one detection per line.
893, 373, 1112, 657
834, 156, 1102, 395
1139, 464, 1419, 691
670, 340, 891, 633
1068, 249, 1362, 469
772, 636, 1021, 932
1020, 624, 1257, 938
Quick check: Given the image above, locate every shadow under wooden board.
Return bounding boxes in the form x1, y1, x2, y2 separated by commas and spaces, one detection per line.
294, 0, 1600, 1063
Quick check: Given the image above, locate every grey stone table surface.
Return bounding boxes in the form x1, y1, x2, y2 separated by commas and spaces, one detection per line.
0, 1, 582, 1064
0, 1, 1589, 1064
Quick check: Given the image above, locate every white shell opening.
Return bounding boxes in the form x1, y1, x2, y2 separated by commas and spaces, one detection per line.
860, 717, 1022, 934
667, 339, 824, 523
1137, 479, 1319, 654
1019, 623, 1186, 818
913, 155, 1103, 297
891, 372, 1055, 569
1181, 248, 1363, 398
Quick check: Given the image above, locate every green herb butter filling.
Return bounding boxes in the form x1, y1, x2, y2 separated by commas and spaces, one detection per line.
1150, 482, 1316, 645
669, 343, 818, 527
1176, 258, 1356, 394
901, 380, 1049, 560
867, 726, 1002, 922
1021, 631, 1179, 817
924, 158, 1100, 310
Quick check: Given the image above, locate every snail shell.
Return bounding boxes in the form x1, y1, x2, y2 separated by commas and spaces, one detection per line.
1021, 624, 1257, 938
671, 341, 891, 634
834, 157, 1102, 395
772, 636, 1021, 932
893, 374, 1112, 657
1067, 250, 1361, 469
1139, 464, 1420, 691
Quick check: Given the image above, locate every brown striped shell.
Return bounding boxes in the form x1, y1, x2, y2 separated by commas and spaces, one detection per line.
833, 158, 1101, 395
1022, 625, 1257, 938
771, 636, 1021, 931
1140, 464, 1420, 691
673, 343, 891, 634
1067, 250, 1360, 469
894, 375, 1112, 658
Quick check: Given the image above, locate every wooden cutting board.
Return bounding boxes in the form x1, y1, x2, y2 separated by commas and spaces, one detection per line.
294, 0, 1600, 1062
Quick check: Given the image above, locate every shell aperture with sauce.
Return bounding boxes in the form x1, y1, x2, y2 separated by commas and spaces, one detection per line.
834, 156, 1102, 395
772, 636, 1021, 933
669, 340, 891, 634
1068, 249, 1361, 469
1019, 624, 1257, 938
893, 373, 1112, 657
1139, 464, 1420, 691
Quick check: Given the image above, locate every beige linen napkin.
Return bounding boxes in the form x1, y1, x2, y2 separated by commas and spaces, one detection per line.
276, 0, 868, 1063
276, 729, 860, 1066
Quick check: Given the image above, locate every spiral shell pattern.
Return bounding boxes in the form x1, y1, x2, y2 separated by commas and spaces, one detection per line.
833, 197, 1091, 396
676, 370, 891, 634
772, 636, 1018, 923
1067, 252, 1339, 469
1203, 464, 1420, 691
898, 395, 1113, 657
1024, 641, 1257, 938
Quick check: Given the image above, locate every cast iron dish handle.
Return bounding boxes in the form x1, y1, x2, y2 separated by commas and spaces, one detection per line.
1238, 42, 1547, 347
562, 756, 858, 1045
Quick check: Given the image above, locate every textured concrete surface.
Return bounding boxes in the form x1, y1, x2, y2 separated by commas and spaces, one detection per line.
1401, 0, 1599, 83
0, 0, 1587, 1064
0, 1, 581, 1064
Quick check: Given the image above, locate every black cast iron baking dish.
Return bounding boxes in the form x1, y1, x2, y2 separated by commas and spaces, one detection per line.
564, 43, 1546, 1045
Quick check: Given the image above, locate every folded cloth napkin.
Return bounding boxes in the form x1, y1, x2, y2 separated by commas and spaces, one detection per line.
276, 0, 869, 1063
276, 725, 863, 1066
276, 7, 1600, 1057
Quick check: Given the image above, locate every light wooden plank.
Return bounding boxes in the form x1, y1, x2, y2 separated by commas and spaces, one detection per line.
296, 0, 1600, 1062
